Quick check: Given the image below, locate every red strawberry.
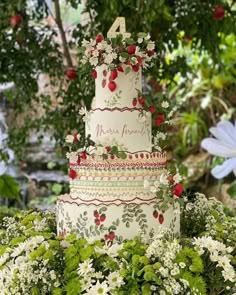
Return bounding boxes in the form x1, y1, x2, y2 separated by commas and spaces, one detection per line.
91, 69, 97, 79
10, 13, 22, 26
72, 132, 78, 142
115, 45, 121, 51
65, 68, 77, 79
95, 219, 100, 225
104, 234, 109, 240
100, 214, 106, 222
95, 34, 103, 42
159, 214, 164, 224
132, 65, 139, 72
80, 151, 87, 160
146, 49, 154, 55
76, 157, 81, 165
138, 96, 145, 104
117, 65, 124, 72
132, 98, 137, 106
136, 56, 142, 65
153, 210, 158, 219
109, 69, 118, 80
126, 45, 136, 54
101, 79, 106, 88
108, 81, 117, 92
154, 113, 164, 126
167, 174, 174, 184
148, 105, 155, 113
105, 146, 111, 152
172, 183, 183, 196
108, 231, 115, 240
103, 70, 107, 77
68, 169, 76, 179
213, 4, 225, 20
94, 211, 99, 218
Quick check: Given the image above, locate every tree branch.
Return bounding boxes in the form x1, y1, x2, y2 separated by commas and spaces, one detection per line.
53, 0, 73, 68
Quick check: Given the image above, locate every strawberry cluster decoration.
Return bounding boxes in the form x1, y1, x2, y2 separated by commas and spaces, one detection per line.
145, 170, 184, 211
93, 210, 107, 226
81, 32, 156, 92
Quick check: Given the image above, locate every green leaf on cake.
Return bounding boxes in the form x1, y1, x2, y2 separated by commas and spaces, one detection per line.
118, 151, 127, 159
125, 66, 131, 75
110, 145, 118, 155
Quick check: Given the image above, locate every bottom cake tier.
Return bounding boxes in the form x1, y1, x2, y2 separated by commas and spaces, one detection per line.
57, 195, 180, 242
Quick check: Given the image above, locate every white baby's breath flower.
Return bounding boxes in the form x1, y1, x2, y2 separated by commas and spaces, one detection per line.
67, 152, 78, 163
159, 173, 169, 185
65, 134, 75, 144
173, 172, 182, 184
89, 56, 99, 66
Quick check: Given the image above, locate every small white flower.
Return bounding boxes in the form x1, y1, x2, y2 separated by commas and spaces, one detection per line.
173, 172, 182, 184
86, 281, 109, 295
147, 41, 155, 50
150, 185, 158, 193
107, 271, 124, 288
89, 56, 99, 66
159, 173, 169, 185
138, 37, 143, 43
161, 101, 169, 108
78, 259, 94, 276
201, 120, 236, 179
79, 107, 87, 116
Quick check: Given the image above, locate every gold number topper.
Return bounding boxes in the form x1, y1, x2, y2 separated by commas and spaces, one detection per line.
107, 17, 131, 39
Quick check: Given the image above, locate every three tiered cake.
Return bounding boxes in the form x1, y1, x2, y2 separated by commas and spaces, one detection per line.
57, 18, 182, 242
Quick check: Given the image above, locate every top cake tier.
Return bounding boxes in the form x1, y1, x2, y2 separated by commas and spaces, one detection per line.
93, 65, 142, 109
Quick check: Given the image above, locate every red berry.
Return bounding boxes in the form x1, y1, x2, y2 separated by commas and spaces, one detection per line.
100, 214, 106, 222
132, 98, 137, 106
95, 219, 100, 225
65, 68, 77, 79
126, 45, 136, 54
103, 70, 107, 77
91, 69, 97, 79
10, 13, 22, 26
146, 49, 154, 55
72, 132, 78, 142
108, 231, 115, 240
136, 56, 142, 65
108, 81, 117, 92
132, 64, 139, 72
109, 69, 118, 80
159, 214, 164, 224
95, 34, 103, 42
167, 175, 174, 184
148, 105, 155, 113
172, 183, 183, 196
140, 153, 144, 158
102, 79, 106, 88
94, 211, 99, 218
138, 97, 145, 104
117, 65, 124, 72
104, 234, 109, 240
161, 210, 165, 213
153, 210, 158, 219
115, 45, 121, 51
154, 113, 164, 126
68, 169, 76, 179
76, 157, 81, 165
80, 151, 87, 160
213, 4, 225, 20
105, 146, 111, 152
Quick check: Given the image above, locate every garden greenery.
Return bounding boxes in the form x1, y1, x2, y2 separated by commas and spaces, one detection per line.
0, 193, 235, 294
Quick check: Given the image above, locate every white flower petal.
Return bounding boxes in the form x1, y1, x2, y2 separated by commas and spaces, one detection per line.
201, 138, 236, 157
211, 157, 236, 179
209, 121, 236, 146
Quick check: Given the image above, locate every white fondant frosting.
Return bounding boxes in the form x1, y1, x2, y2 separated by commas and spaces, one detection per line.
86, 108, 152, 152
94, 65, 142, 108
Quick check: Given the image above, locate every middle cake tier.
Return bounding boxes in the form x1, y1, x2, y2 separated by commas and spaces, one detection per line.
85, 108, 152, 153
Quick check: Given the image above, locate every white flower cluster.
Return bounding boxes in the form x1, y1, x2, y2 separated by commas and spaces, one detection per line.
0, 236, 60, 295
193, 236, 236, 284
77, 256, 124, 294
146, 231, 190, 294
185, 193, 224, 218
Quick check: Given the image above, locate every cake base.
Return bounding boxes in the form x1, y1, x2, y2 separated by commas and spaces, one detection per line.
57, 194, 180, 242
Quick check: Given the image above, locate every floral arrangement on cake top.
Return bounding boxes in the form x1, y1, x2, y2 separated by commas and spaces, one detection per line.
80, 32, 156, 92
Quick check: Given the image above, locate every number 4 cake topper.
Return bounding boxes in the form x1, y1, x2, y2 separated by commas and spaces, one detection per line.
107, 17, 131, 39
